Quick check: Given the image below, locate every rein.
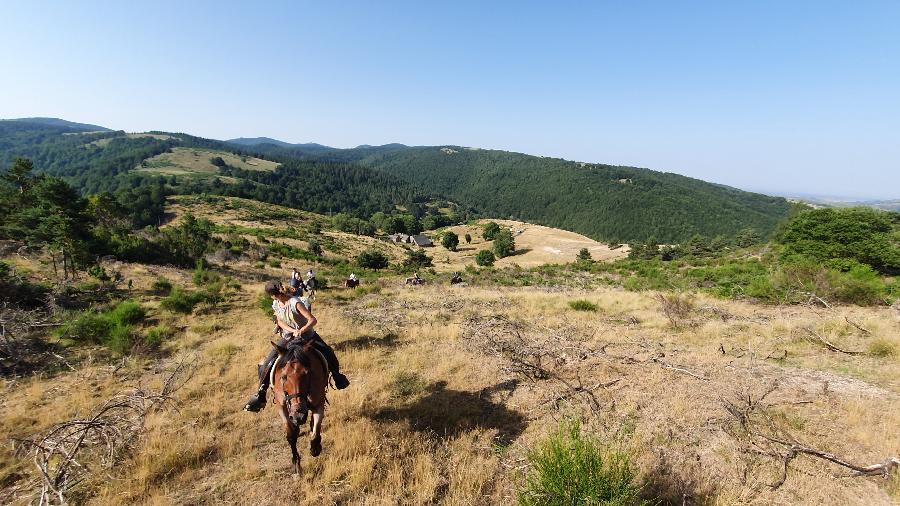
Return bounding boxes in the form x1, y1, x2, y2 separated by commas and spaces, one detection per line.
279, 351, 314, 413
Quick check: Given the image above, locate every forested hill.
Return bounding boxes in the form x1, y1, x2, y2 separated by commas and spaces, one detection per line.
0, 119, 792, 242
0, 121, 431, 219
301, 145, 792, 243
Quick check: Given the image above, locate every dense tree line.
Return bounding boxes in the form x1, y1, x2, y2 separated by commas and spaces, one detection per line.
340, 147, 791, 243
0, 121, 793, 243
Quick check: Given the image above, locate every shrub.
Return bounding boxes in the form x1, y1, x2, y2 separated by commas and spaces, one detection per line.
268, 258, 282, 268
308, 239, 323, 257
403, 249, 433, 270
576, 248, 592, 262
107, 300, 146, 326
568, 300, 598, 312
57, 301, 147, 355
482, 221, 501, 240
161, 287, 206, 313
518, 419, 644, 506
493, 228, 516, 258
356, 249, 390, 270
105, 324, 135, 355
476, 250, 495, 267
776, 207, 900, 275
152, 277, 173, 295
193, 263, 221, 286
144, 325, 174, 348
87, 265, 110, 281
58, 312, 113, 344
442, 231, 459, 251
868, 338, 896, 358
464, 233, 472, 244
258, 292, 274, 315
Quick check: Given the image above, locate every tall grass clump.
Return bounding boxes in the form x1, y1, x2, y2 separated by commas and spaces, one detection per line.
568, 299, 598, 312
56, 300, 147, 354
160, 287, 206, 313
518, 419, 645, 506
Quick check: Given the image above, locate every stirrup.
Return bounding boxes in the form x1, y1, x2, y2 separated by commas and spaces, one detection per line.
244, 390, 267, 412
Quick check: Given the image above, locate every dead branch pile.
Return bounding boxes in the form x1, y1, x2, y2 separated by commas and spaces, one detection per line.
0, 298, 62, 375
462, 315, 615, 415
721, 382, 899, 491
14, 354, 196, 505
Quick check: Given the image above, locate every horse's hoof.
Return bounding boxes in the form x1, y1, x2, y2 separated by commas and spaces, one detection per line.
310, 436, 322, 457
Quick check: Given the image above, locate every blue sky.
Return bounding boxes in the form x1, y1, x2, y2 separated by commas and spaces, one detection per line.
2, 1, 898, 199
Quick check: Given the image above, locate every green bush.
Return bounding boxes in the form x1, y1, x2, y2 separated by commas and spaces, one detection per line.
58, 312, 114, 344
475, 249, 495, 267
258, 291, 274, 315
356, 249, 390, 270
56, 301, 147, 354
493, 228, 516, 258
403, 249, 433, 270
107, 300, 146, 326
161, 287, 206, 313
518, 419, 644, 506
152, 277, 173, 295
482, 221, 501, 240
568, 300, 598, 312
144, 325, 174, 348
105, 324, 135, 355
776, 207, 900, 275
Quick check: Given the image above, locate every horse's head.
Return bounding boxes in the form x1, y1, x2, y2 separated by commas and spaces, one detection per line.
272, 341, 314, 427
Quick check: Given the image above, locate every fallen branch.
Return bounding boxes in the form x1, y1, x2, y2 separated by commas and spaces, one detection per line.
843, 317, 871, 335
15, 354, 196, 505
651, 357, 709, 381
802, 327, 863, 355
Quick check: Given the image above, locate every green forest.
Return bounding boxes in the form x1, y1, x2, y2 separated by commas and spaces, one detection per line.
1, 119, 793, 243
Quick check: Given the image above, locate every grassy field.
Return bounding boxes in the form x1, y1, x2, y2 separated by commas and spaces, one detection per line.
135, 147, 279, 178
1, 198, 898, 505
432, 219, 628, 270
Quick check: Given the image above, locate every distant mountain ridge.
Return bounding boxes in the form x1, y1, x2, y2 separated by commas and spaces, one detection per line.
225, 137, 335, 153
0, 117, 794, 242
1, 117, 111, 132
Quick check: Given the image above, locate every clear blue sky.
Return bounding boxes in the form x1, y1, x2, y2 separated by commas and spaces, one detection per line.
2, 1, 898, 199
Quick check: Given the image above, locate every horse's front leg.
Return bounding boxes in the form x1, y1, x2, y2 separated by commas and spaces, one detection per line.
309, 406, 324, 457
282, 408, 301, 473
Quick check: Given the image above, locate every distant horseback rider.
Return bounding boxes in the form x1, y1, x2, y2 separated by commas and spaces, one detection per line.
288, 268, 305, 296
305, 269, 317, 294
244, 281, 350, 412
450, 272, 463, 284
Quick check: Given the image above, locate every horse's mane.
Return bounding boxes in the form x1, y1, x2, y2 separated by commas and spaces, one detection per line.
275, 341, 313, 371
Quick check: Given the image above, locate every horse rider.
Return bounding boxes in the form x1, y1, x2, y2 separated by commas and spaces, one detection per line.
349, 272, 358, 283
289, 268, 305, 296
305, 269, 317, 294
244, 280, 350, 412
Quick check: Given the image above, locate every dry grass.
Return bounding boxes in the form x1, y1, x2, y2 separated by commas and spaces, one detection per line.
136, 147, 279, 178
2, 250, 899, 504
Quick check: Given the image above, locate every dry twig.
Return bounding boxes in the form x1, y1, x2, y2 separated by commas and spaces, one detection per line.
14, 354, 196, 505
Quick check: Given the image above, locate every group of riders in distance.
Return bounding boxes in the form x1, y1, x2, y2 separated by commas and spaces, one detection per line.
242, 266, 464, 471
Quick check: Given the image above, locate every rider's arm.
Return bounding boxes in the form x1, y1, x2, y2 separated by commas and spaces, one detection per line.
294, 302, 317, 336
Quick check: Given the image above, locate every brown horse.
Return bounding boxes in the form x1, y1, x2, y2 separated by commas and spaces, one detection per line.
344, 278, 359, 288
270, 340, 328, 473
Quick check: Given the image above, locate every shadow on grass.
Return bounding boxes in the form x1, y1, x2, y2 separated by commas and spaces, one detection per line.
639, 459, 719, 506
333, 332, 401, 352
371, 380, 526, 444
508, 248, 533, 257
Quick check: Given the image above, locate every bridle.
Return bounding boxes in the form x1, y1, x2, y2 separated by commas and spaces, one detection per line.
280, 353, 313, 423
